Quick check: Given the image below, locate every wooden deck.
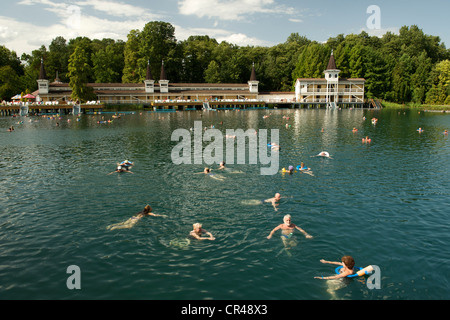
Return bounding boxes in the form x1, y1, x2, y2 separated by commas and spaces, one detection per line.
0, 99, 374, 116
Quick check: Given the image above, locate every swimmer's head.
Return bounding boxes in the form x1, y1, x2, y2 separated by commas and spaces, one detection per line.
283, 214, 291, 225
144, 205, 152, 214
220, 161, 225, 166
117, 165, 122, 170
204, 167, 210, 173
275, 193, 281, 200
341, 256, 355, 269
288, 166, 294, 171
193, 223, 202, 230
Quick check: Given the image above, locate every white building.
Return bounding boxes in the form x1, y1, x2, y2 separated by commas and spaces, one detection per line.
295, 50, 365, 107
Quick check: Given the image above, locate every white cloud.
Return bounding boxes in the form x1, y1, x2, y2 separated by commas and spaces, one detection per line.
74, 0, 161, 19
4, 0, 164, 55
5, 0, 277, 55
178, 0, 296, 21
173, 24, 273, 47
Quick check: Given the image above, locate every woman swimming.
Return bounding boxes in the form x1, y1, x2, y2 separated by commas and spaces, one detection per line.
106, 205, 166, 230
195, 167, 226, 181
108, 165, 133, 175
189, 223, 215, 240
315, 151, 332, 158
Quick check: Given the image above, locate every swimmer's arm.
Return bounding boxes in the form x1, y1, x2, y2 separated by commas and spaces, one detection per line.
267, 225, 282, 239
264, 199, 278, 211
315, 272, 349, 280
149, 213, 167, 217
205, 231, 215, 240
189, 231, 202, 239
190, 230, 215, 240
319, 259, 343, 266
272, 201, 279, 211
295, 225, 313, 238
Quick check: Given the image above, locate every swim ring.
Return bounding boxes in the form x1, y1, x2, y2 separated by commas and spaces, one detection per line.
335, 265, 372, 278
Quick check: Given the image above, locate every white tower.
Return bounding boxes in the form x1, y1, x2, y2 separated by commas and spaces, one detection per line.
37, 58, 49, 94
159, 61, 169, 93
248, 62, 259, 93
324, 50, 340, 107
144, 61, 155, 93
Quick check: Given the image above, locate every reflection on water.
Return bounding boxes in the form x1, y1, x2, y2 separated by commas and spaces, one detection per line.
0, 109, 449, 299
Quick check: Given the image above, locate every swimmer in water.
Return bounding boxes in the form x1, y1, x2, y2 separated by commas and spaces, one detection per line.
218, 161, 226, 170
108, 165, 133, 174
315, 151, 332, 159
314, 256, 356, 279
196, 167, 226, 180
444, 130, 448, 135
267, 214, 313, 240
298, 162, 314, 176
270, 142, 280, 151
362, 136, 371, 143
106, 205, 166, 230
118, 160, 133, 171
189, 223, 215, 240
417, 128, 424, 133
264, 193, 282, 211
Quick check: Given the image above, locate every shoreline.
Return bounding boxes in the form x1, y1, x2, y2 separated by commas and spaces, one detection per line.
382, 101, 450, 112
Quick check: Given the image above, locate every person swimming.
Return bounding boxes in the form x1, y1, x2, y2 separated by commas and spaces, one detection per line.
264, 193, 282, 211
218, 161, 226, 170
108, 165, 133, 175
268, 214, 312, 256
314, 256, 356, 280
196, 167, 226, 180
106, 205, 166, 230
315, 151, 332, 159
189, 223, 215, 240
267, 214, 313, 240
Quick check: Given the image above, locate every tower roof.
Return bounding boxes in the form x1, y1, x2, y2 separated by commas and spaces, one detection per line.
39, 58, 47, 80
250, 62, 257, 81
146, 61, 153, 80
160, 60, 167, 81
326, 50, 338, 70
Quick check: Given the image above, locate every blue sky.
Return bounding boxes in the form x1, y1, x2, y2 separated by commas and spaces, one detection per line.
1, 0, 449, 56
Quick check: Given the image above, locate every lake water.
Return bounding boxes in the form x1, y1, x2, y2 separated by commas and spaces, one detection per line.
0, 108, 449, 300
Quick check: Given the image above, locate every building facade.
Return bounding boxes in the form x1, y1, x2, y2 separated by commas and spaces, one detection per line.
295, 51, 365, 107
35, 60, 260, 105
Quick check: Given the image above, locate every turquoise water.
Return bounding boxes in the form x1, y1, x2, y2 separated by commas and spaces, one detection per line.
0, 108, 449, 300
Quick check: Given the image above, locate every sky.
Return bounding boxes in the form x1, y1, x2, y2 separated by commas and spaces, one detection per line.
1, 0, 449, 56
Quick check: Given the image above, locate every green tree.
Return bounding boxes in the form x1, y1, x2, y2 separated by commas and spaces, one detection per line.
292, 43, 329, 80
204, 60, 221, 83
92, 41, 125, 83
68, 46, 95, 102
47, 37, 70, 82
425, 60, 450, 104
122, 30, 141, 83
181, 35, 218, 83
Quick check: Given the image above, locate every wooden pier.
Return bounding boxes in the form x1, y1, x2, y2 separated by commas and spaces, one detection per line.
0, 99, 376, 116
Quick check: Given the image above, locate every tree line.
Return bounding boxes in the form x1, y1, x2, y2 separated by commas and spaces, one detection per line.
1, 22, 449, 104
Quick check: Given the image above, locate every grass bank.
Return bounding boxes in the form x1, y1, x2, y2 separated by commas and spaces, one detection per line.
382, 101, 450, 111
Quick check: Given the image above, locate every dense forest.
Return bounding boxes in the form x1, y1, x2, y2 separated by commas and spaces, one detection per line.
1, 21, 449, 104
